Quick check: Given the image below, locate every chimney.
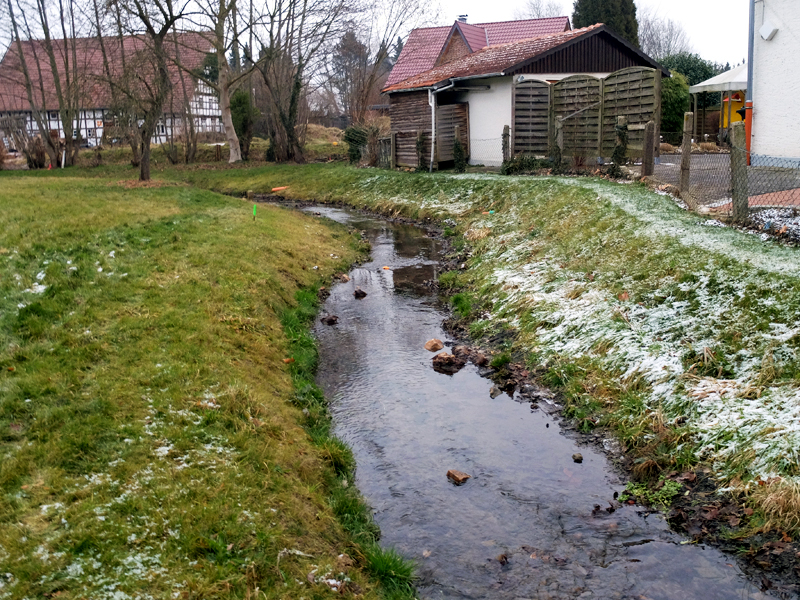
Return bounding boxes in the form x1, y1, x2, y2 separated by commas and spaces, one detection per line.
457, 14, 468, 23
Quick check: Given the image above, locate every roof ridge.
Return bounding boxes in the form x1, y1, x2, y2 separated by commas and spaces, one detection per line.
475, 16, 569, 26
479, 23, 597, 50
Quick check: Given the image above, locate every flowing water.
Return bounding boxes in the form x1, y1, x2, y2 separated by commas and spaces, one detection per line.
306, 205, 779, 600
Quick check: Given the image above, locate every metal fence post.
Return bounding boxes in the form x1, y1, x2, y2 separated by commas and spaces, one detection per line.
680, 112, 694, 208
642, 120, 655, 177
502, 125, 510, 162
731, 121, 749, 222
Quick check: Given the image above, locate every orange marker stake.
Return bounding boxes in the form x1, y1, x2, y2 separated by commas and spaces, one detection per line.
272, 186, 289, 192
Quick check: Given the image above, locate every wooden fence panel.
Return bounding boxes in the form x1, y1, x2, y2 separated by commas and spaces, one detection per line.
513, 80, 550, 155
436, 104, 469, 162
553, 75, 602, 158
511, 67, 660, 161
602, 67, 658, 157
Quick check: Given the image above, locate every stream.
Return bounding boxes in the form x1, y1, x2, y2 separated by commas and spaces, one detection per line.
305, 205, 779, 600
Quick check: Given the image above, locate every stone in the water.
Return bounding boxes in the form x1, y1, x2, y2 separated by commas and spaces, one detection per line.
452, 345, 470, 358
472, 352, 489, 366
572, 453, 583, 463
446, 469, 471, 485
424, 339, 444, 352
489, 386, 501, 399
320, 315, 339, 326
339, 273, 350, 283
432, 352, 466, 374
353, 287, 367, 299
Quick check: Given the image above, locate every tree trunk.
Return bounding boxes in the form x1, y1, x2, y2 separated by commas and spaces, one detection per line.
218, 81, 242, 163
129, 137, 142, 166
140, 138, 151, 181
216, 59, 242, 163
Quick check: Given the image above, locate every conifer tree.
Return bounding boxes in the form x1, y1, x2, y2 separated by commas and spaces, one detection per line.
572, 0, 639, 47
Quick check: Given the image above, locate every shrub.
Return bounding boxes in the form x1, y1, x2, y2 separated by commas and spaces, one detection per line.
453, 138, 466, 173
661, 70, 690, 135
608, 120, 628, 178
231, 89, 259, 160
25, 137, 48, 169
343, 126, 369, 164
0, 138, 7, 170
500, 154, 552, 175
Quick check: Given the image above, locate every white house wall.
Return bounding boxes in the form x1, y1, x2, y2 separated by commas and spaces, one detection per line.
752, 0, 800, 163
465, 76, 513, 166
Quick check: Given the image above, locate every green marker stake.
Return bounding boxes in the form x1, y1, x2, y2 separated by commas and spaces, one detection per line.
253, 203, 257, 221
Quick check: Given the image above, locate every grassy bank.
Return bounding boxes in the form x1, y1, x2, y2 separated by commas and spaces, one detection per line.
167, 163, 800, 533
0, 174, 410, 598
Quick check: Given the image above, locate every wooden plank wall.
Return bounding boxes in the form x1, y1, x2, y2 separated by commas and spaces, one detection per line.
512, 67, 660, 159
436, 104, 469, 161
513, 80, 550, 155
390, 91, 431, 167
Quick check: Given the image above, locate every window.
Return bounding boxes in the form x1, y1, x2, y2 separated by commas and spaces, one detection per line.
88, 129, 95, 138
48, 111, 58, 120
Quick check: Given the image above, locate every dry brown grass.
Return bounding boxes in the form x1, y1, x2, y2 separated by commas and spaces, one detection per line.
305, 123, 344, 143
564, 284, 586, 299
465, 227, 492, 241
750, 479, 800, 533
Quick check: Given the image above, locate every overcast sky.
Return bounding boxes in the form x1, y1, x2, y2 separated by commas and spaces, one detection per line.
436, 0, 748, 66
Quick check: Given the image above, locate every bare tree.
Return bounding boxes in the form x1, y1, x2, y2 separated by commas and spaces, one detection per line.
3, 0, 87, 167
252, 0, 351, 163
513, 0, 565, 19
90, 0, 144, 165
343, 0, 432, 124
637, 6, 692, 61
180, 0, 257, 162
111, 0, 188, 180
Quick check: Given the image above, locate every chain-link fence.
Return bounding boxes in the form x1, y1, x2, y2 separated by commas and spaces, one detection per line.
468, 138, 504, 167
650, 120, 800, 219
732, 147, 800, 212
654, 152, 732, 207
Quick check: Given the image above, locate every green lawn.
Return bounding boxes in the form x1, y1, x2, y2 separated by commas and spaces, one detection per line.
0, 174, 409, 599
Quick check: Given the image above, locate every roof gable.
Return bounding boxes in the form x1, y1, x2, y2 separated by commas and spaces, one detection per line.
455, 22, 489, 52
385, 17, 571, 87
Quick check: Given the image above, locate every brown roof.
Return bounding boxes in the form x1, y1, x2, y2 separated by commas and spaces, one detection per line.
385, 17, 571, 87
384, 25, 604, 93
0, 32, 212, 113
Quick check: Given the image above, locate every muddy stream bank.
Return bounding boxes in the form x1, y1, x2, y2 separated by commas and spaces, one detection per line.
301, 205, 783, 600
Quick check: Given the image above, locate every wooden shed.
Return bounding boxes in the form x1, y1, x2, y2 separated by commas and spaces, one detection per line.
383, 23, 669, 169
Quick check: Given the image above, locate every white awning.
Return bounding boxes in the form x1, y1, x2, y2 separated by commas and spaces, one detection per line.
689, 63, 747, 94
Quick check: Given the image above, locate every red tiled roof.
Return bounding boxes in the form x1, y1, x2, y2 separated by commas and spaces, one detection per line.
385, 17, 570, 87
385, 26, 450, 87
482, 17, 571, 45
0, 32, 212, 113
383, 24, 603, 93
456, 22, 488, 52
